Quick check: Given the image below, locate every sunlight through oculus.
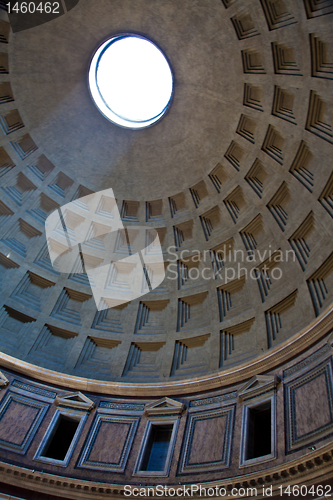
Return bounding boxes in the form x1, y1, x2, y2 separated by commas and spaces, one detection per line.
89, 34, 173, 129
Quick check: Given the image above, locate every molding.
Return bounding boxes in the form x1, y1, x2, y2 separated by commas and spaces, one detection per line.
145, 397, 185, 416
189, 391, 237, 410
78, 413, 139, 472
0, 392, 49, 454
0, 306, 332, 397
327, 331, 333, 348
55, 391, 95, 411
10, 379, 56, 403
284, 357, 333, 453
178, 406, 235, 473
1, 442, 333, 499
238, 375, 280, 401
283, 344, 332, 380
33, 407, 87, 467
98, 401, 145, 413
132, 415, 181, 477
0, 370, 9, 388
133, 415, 180, 477
239, 393, 277, 468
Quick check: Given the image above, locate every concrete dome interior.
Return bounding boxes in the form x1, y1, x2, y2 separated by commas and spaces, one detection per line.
0, 0, 332, 387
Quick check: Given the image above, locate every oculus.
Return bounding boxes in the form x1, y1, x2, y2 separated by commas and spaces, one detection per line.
88, 34, 173, 129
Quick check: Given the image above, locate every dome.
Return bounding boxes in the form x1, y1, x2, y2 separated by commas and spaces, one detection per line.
0, 0, 332, 388
0, 1, 332, 497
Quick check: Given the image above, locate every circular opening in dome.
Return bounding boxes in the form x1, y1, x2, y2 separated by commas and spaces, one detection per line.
88, 34, 173, 129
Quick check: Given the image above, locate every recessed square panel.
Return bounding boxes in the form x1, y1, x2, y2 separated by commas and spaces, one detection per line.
0, 392, 49, 454
78, 413, 139, 471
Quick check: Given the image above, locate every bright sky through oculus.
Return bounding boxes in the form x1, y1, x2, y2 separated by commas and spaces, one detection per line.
89, 35, 173, 129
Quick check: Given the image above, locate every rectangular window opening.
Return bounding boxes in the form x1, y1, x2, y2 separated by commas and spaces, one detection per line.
245, 401, 271, 460
141, 424, 173, 472
42, 414, 80, 461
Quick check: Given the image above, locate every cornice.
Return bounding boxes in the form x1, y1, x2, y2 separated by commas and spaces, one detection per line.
0, 442, 333, 500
